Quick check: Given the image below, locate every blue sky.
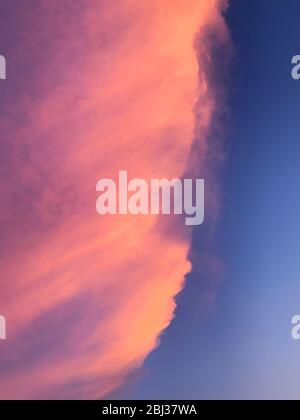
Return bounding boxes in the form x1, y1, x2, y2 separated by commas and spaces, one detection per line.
119, 0, 300, 400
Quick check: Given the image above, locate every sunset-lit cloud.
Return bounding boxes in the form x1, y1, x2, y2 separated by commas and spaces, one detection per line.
0, 0, 229, 399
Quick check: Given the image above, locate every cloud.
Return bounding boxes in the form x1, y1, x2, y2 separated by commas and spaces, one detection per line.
0, 0, 230, 399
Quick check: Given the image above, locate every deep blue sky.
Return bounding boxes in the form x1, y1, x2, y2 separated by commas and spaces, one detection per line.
120, 0, 300, 400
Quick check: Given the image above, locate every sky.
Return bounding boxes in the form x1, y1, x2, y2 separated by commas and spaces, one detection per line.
118, 0, 300, 400
0, 0, 300, 400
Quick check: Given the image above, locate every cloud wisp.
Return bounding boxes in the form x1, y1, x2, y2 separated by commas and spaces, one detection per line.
0, 0, 229, 399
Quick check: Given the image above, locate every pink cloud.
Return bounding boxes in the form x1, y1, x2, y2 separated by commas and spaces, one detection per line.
0, 0, 229, 399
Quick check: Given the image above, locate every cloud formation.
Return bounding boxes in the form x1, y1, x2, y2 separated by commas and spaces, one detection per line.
0, 0, 229, 399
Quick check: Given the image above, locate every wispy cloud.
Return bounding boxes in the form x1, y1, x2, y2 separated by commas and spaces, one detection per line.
0, 0, 230, 399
